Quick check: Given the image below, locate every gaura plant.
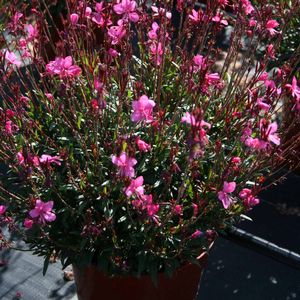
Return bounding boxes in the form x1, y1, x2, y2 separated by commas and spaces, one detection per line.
0, 0, 299, 281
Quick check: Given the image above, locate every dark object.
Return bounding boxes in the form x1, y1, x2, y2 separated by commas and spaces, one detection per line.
223, 227, 300, 270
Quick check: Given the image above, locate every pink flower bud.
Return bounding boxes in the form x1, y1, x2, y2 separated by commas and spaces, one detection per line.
24, 218, 33, 229
191, 230, 203, 239
70, 13, 79, 25
174, 204, 183, 216
85, 7, 92, 18
0, 205, 7, 215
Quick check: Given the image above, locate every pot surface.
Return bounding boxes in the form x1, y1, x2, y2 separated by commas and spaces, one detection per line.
73, 259, 206, 300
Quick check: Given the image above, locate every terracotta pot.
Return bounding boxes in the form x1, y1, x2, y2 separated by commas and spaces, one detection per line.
73, 245, 213, 300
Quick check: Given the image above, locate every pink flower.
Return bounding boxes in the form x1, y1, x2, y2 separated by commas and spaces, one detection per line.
258, 72, 268, 82
108, 20, 126, 45
266, 20, 280, 36
266, 44, 275, 59
0, 205, 6, 215
112, 152, 137, 177
257, 97, 271, 112
151, 6, 172, 20
147, 203, 159, 217
125, 176, 144, 197
192, 203, 198, 217
181, 112, 211, 129
261, 121, 280, 146
45, 93, 54, 101
239, 188, 260, 210
70, 13, 79, 25
205, 73, 220, 85
188, 9, 206, 24
39, 154, 62, 166
218, 181, 236, 209
12, 12, 23, 24
136, 137, 151, 152
212, 13, 228, 26
4, 120, 19, 135
5, 51, 21, 67
285, 77, 300, 101
26, 24, 39, 40
245, 137, 265, 150
218, 0, 229, 8
174, 204, 183, 216
241, 0, 254, 15
231, 157, 242, 164
17, 151, 25, 165
191, 230, 203, 239
23, 218, 33, 229
108, 48, 120, 57
131, 95, 156, 123
29, 199, 56, 224
113, 0, 139, 23
92, 13, 105, 26
192, 54, 206, 72
148, 22, 160, 40
149, 42, 163, 66
85, 7, 92, 18
46, 56, 82, 79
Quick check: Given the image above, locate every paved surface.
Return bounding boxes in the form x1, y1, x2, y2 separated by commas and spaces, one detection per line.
1, 173, 299, 299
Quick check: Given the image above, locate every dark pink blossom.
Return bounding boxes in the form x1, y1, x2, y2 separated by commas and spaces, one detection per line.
149, 42, 163, 66
239, 188, 260, 210
70, 13, 79, 25
113, 0, 139, 23
16, 151, 25, 165
266, 20, 280, 36
125, 176, 144, 197
0, 205, 6, 215
205, 73, 220, 86
285, 77, 300, 101
108, 48, 120, 57
112, 152, 137, 177
188, 9, 204, 24
4, 120, 19, 135
23, 218, 33, 229
212, 13, 228, 26
231, 157, 241, 164
108, 20, 126, 45
192, 54, 206, 72
174, 204, 183, 216
29, 199, 56, 224
85, 6, 92, 18
266, 44, 275, 59
148, 22, 160, 40
136, 137, 151, 152
131, 95, 156, 123
191, 230, 203, 239
260, 121, 280, 146
218, 181, 236, 209
46, 56, 82, 79
257, 97, 271, 112
241, 0, 254, 15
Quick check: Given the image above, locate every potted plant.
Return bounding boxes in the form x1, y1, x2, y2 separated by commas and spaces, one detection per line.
0, 0, 299, 299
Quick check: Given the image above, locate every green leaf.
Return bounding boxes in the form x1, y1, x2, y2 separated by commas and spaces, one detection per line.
137, 251, 147, 278
43, 255, 50, 276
